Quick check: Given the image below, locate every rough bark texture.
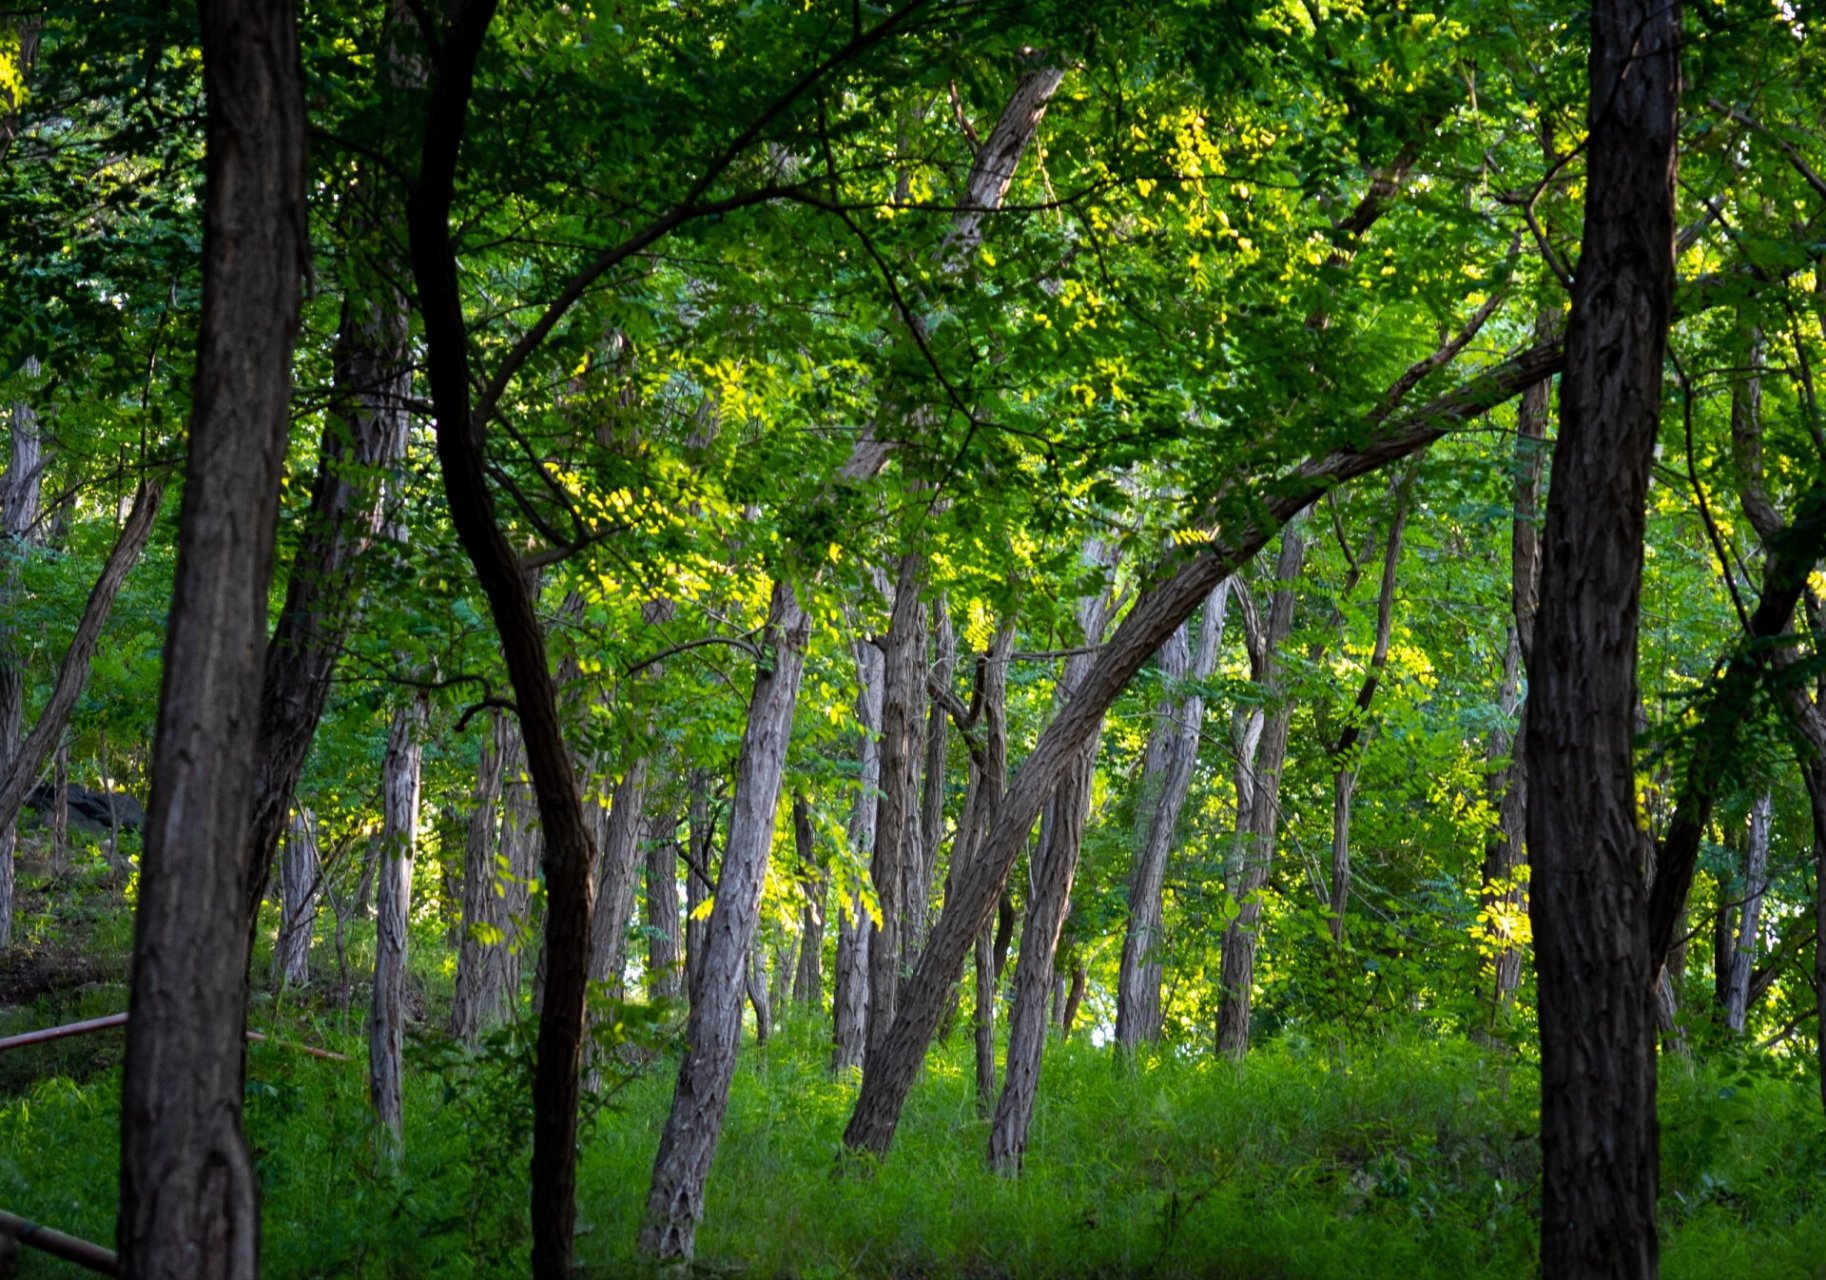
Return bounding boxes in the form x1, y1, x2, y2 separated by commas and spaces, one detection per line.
912, 605, 956, 961
685, 773, 714, 998
589, 754, 650, 993
274, 809, 318, 990
988, 566, 1114, 1171
368, 697, 425, 1154
116, 0, 305, 1271
641, 581, 810, 1262
1523, 1, 1678, 1273
833, 637, 884, 1071
450, 712, 513, 1043
867, 554, 925, 1063
1116, 584, 1226, 1049
1216, 526, 1306, 1057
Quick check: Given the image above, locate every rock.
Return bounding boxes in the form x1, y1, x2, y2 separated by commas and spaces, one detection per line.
24, 782, 146, 837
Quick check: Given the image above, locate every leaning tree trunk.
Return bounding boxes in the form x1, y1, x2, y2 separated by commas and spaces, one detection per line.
833, 636, 884, 1071
368, 697, 426, 1157
1116, 583, 1227, 1049
1524, 0, 1678, 1273
450, 711, 511, 1043
274, 809, 319, 990
640, 580, 810, 1262
1723, 793, 1772, 1034
117, 0, 306, 1271
988, 567, 1114, 1172
1217, 525, 1307, 1057
868, 553, 925, 1064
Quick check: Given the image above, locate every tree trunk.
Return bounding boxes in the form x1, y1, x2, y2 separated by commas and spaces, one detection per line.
117, 0, 305, 1270
685, 773, 714, 1000
451, 711, 513, 1043
791, 792, 823, 1005
641, 580, 809, 1262
368, 698, 425, 1156
869, 554, 925, 1063
1724, 793, 1773, 1034
274, 809, 318, 991
1524, 0, 1678, 1272
912, 604, 956, 962
1217, 526, 1306, 1057
1116, 584, 1227, 1049
747, 944, 772, 1047
589, 754, 650, 994
833, 636, 884, 1071
0, 365, 42, 949
989, 567, 1114, 1171
646, 809, 684, 1003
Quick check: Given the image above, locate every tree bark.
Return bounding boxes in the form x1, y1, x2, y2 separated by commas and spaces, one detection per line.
0, 370, 40, 950
1523, 0, 1678, 1272
641, 580, 809, 1262
1116, 584, 1227, 1049
746, 943, 772, 1047
791, 791, 823, 1005
274, 809, 318, 990
1723, 794, 1772, 1034
406, 5, 603, 1270
588, 753, 650, 995
368, 697, 425, 1156
1216, 525, 1306, 1057
833, 636, 884, 1071
868, 553, 925, 1063
988, 565, 1114, 1171
912, 604, 956, 961
117, 0, 305, 1270
646, 807, 684, 1003
450, 711, 514, 1043
685, 772, 714, 1000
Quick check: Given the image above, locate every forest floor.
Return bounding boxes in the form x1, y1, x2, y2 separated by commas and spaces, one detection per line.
3, 845, 1825, 1278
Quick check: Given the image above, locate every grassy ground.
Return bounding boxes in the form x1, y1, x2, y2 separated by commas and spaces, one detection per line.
4, 852, 1825, 1277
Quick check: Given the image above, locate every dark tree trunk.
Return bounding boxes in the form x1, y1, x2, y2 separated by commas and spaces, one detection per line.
641, 581, 809, 1262
747, 943, 772, 1047
833, 637, 883, 1071
1723, 794, 1772, 1034
869, 554, 925, 1063
791, 792, 823, 1005
685, 772, 715, 999
1217, 526, 1306, 1057
368, 697, 425, 1156
1116, 584, 1226, 1049
1523, 0, 1679, 1273
912, 604, 956, 962
117, 0, 306, 1270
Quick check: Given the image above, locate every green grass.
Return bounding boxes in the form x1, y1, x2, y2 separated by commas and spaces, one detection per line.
3, 852, 1822, 1278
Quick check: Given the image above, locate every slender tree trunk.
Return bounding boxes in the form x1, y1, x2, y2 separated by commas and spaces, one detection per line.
646, 808, 684, 1003
685, 774, 714, 1000
451, 711, 511, 1043
869, 554, 925, 1063
274, 809, 318, 990
989, 568, 1114, 1171
368, 697, 425, 1156
117, 0, 305, 1269
912, 605, 956, 961
791, 792, 823, 1005
51, 738, 69, 873
747, 944, 772, 1047
1524, 1, 1679, 1272
833, 637, 884, 1071
641, 580, 809, 1262
1116, 584, 1226, 1049
1217, 527, 1306, 1057
589, 754, 650, 994
1724, 793, 1773, 1034
0, 366, 42, 949
1483, 309, 1554, 1015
